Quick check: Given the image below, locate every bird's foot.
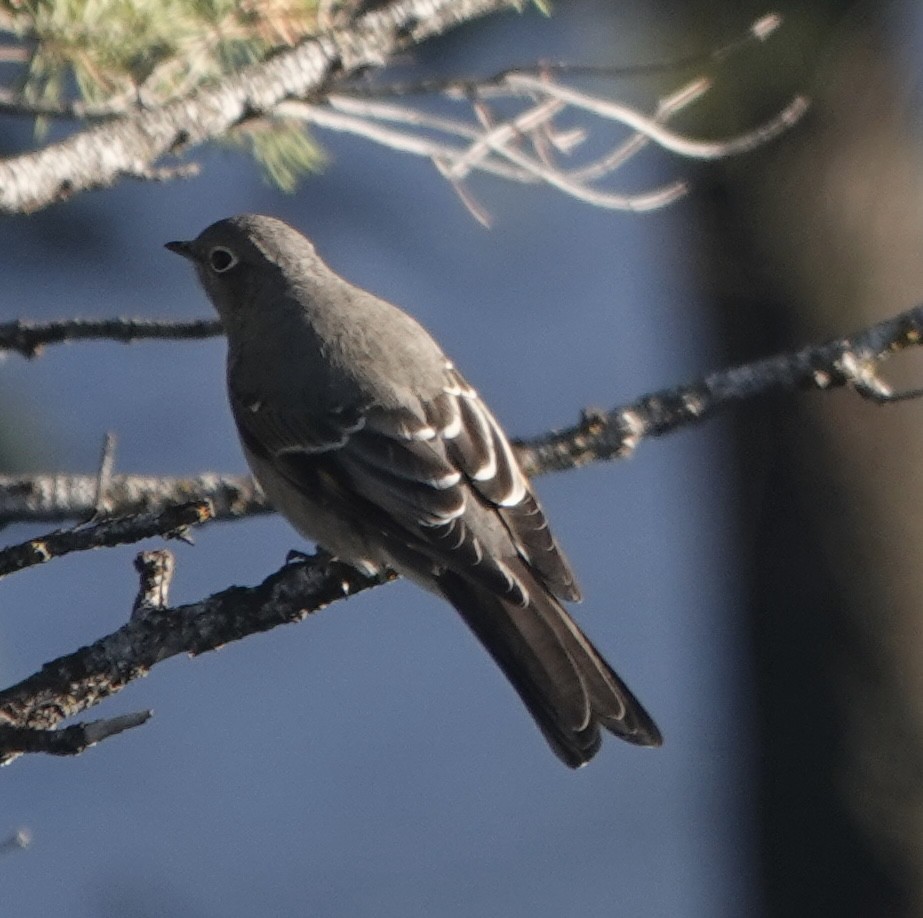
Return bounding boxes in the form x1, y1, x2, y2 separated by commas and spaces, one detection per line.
284, 546, 334, 566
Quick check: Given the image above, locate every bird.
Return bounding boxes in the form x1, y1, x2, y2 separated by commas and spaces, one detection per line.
166, 214, 661, 767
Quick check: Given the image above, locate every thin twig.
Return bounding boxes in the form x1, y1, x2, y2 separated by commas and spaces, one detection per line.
464, 120, 689, 211
292, 61, 804, 214
290, 93, 690, 211
439, 97, 564, 178
0, 473, 264, 527
279, 101, 532, 181
567, 77, 710, 182
0, 500, 212, 579
340, 13, 785, 97
0, 317, 223, 358
2, 304, 923, 529
0, 711, 152, 756
517, 303, 923, 474
504, 73, 810, 160
93, 432, 118, 517
0, 47, 30, 64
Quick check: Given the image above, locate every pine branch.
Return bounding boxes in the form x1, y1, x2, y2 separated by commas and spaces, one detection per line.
0, 0, 519, 213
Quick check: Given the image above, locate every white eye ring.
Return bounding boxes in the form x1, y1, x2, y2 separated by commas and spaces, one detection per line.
208, 246, 238, 273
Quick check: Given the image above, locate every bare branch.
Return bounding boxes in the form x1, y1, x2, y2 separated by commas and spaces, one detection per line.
93, 432, 118, 517
282, 62, 806, 215
2, 304, 923, 529
341, 13, 785, 95
566, 78, 712, 183
0, 711, 152, 757
0, 473, 264, 527
0, 501, 212, 579
517, 303, 923, 474
504, 75, 809, 160
0, 318, 222, 358
0, 554, 393, 762
0, 0, 519, 214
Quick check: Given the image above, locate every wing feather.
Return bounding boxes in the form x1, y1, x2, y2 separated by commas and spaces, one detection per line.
230, 364, 578, 604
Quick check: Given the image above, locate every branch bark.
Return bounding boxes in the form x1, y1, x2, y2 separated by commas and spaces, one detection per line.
0, 554, 391, 763
0, 501, 212, 579
0, 473, 266, 527
0, 0, 519, 213
1, 302, 921, 525
0, 318, 222, 358
0, 711, 151, 756
518, 301, 923, 475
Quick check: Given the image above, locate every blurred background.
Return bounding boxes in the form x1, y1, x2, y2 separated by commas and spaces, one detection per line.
3, 0, 923, 915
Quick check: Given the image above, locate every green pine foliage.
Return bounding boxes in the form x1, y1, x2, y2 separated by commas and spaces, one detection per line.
0, 0, 326, 186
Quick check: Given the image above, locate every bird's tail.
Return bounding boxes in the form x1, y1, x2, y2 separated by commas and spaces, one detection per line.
438, 571, 662, 767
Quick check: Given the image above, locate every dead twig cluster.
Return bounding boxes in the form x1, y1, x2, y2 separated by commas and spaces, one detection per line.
278, 15, 806, 224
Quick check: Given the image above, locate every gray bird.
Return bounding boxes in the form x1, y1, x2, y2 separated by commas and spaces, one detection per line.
167, 214, 661, 767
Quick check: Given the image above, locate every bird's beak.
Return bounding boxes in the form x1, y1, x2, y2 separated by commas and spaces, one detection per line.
165, 240, 195, 260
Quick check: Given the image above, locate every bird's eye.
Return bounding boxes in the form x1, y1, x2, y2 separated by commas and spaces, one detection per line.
208, 247, 238, 273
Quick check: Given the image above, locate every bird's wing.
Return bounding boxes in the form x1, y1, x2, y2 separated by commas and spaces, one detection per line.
230, 362, 580, 603
442, 365, 581, 602
232, 366, 661, 766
